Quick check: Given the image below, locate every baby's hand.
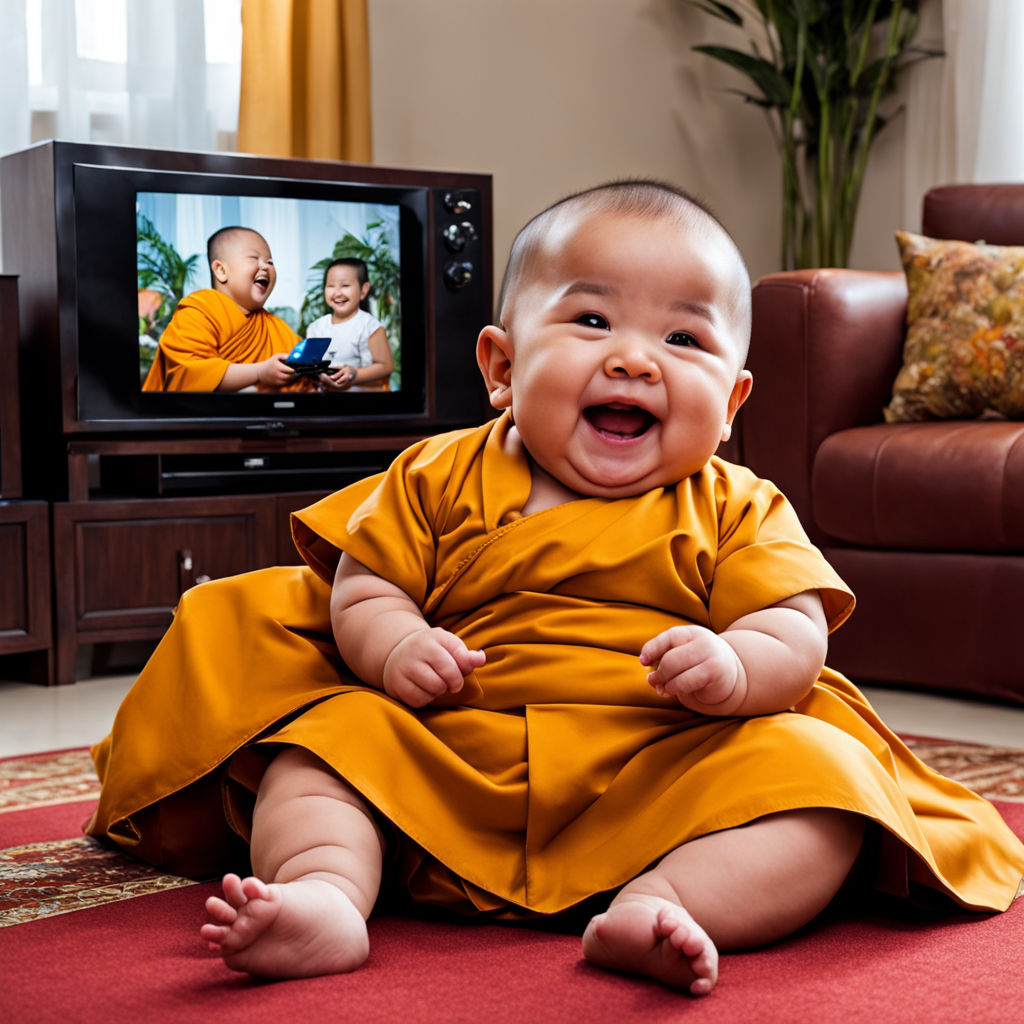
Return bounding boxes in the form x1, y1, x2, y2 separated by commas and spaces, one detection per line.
257, 353, 297, 387
382, 627, 485, 708
640, 625, 743, 711
320, 364, 357, 390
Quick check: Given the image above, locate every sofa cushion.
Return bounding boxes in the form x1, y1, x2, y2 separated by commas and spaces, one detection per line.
922, 183, 1024, 247
812, 421, 1024, 550
885, 231, 1024, 422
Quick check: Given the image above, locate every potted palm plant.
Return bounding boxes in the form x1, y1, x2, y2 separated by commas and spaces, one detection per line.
690, 1, 940, 269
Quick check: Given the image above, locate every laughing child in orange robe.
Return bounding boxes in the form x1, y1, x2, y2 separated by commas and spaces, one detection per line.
92, 182, 1024, 996
142, 226, 300, 392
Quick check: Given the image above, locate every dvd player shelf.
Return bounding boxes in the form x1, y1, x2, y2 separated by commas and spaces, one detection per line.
65, 435, 421, 500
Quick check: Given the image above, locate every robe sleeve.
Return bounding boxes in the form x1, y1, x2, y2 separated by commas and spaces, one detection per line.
706, 461, 855, 634
291, 432, 467, 605
143, 293, 236, 391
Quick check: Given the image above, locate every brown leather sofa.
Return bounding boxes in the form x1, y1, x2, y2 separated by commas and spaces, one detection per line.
739, 185, 1024, 706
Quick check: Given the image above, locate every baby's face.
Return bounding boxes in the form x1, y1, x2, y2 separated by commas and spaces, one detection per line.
487, 209, 751, 499
212, 231, 276, 313
324, 265, 369, 321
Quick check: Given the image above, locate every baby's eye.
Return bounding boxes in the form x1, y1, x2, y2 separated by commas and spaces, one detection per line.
666, 331, 700, 348
576, 312, 610, 330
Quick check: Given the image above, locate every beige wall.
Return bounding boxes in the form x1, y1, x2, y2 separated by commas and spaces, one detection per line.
369, 0, 927, 298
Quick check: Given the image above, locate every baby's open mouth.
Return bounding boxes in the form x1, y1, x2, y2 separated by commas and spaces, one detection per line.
584, 403, 656, 439
254, 274, 269, 288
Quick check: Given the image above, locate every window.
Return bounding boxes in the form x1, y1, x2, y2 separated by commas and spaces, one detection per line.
11, 0, 242, 153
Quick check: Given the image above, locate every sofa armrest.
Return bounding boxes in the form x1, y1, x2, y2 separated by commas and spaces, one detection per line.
739, 268, 907, 533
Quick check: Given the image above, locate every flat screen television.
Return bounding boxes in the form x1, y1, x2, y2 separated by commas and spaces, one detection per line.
0, 142, 492, 451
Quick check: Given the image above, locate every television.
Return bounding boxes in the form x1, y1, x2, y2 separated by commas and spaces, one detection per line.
0, 142, 492, 496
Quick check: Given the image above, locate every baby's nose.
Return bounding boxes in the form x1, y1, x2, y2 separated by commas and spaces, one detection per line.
604, 346, 662, 381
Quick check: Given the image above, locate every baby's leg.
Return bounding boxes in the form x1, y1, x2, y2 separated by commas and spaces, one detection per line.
582, 808, 864, 995
201, 746, 385, 978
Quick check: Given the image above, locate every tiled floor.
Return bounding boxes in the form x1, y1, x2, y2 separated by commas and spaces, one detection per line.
1, 671, 1022, 758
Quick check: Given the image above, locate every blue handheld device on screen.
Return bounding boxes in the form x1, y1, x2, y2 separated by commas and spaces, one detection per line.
286, 337, 331, 365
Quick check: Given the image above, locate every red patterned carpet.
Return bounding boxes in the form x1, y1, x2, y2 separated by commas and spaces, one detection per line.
2, 741, 1023, 1023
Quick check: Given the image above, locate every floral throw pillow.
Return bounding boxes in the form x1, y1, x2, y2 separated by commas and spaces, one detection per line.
884, 230, 1024, 421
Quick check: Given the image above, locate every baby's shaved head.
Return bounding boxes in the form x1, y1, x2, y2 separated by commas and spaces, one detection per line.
207, 226, 267, 264
498, 181, 752, 360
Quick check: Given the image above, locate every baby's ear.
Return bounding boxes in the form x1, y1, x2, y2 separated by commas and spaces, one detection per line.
476, 325, 514, 410
720, 370, 753, 442
210, 259, 229, 285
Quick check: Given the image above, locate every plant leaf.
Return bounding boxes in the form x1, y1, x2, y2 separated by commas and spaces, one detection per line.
687, 1, 744, 26
693, 45, 792, 106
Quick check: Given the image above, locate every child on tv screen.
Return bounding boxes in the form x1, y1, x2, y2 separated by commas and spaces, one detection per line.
142, 226, 300, 393
303, 258, 394, 392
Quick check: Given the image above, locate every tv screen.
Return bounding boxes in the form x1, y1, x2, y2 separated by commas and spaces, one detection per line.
73, 163, 431, 428
136, 189, 405, 394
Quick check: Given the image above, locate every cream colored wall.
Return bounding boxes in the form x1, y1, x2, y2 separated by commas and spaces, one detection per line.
368, 0, 923, 298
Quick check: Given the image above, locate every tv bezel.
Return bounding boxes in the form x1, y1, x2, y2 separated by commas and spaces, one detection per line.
73, 162, 431, 431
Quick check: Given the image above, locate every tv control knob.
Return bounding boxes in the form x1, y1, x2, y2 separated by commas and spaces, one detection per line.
442, 221, 479, 253
443, 191, 473, 215
443, 260, 474, 291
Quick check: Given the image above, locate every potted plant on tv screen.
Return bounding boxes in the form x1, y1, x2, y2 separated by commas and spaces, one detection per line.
690, 0, 940, 269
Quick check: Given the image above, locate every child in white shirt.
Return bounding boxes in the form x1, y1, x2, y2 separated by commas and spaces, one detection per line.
304, 258, 393, 391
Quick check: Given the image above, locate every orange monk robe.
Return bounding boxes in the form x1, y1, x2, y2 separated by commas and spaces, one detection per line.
142, 288, 302, 392
87, 414, 1024, 917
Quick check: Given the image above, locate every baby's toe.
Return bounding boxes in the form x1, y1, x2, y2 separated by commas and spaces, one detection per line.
240, 876, 272, 902
689, 975, 714, 997
220, 873, 248, 907
200, 922, 230, 944
205, 896, 239, 924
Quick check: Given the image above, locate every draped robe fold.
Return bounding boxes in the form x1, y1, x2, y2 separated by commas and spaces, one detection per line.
142, 288, 300, 392
87, 414, 1024, 916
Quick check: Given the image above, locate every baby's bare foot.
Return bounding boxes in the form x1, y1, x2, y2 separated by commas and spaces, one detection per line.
200, 873, 369, 978
581, 896, 718, 996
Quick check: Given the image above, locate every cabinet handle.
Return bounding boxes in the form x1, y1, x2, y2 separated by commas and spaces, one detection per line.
178, 548, 196, 594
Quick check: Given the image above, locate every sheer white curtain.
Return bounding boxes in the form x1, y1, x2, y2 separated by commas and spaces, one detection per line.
0, 0, 242, 158
904, 0, 1024, 224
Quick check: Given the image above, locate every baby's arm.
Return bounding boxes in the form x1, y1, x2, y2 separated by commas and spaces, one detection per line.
641, 591, 827, 717
218, 353, 295, 390
355, 327, 394, 384
331, 553, 485, 707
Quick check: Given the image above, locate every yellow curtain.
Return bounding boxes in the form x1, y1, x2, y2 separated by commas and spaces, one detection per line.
237, 0, 373, 162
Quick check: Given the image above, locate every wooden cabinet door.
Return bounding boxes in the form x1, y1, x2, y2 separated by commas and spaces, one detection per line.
0, 501, 51, 654
52, 496, 276, 682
